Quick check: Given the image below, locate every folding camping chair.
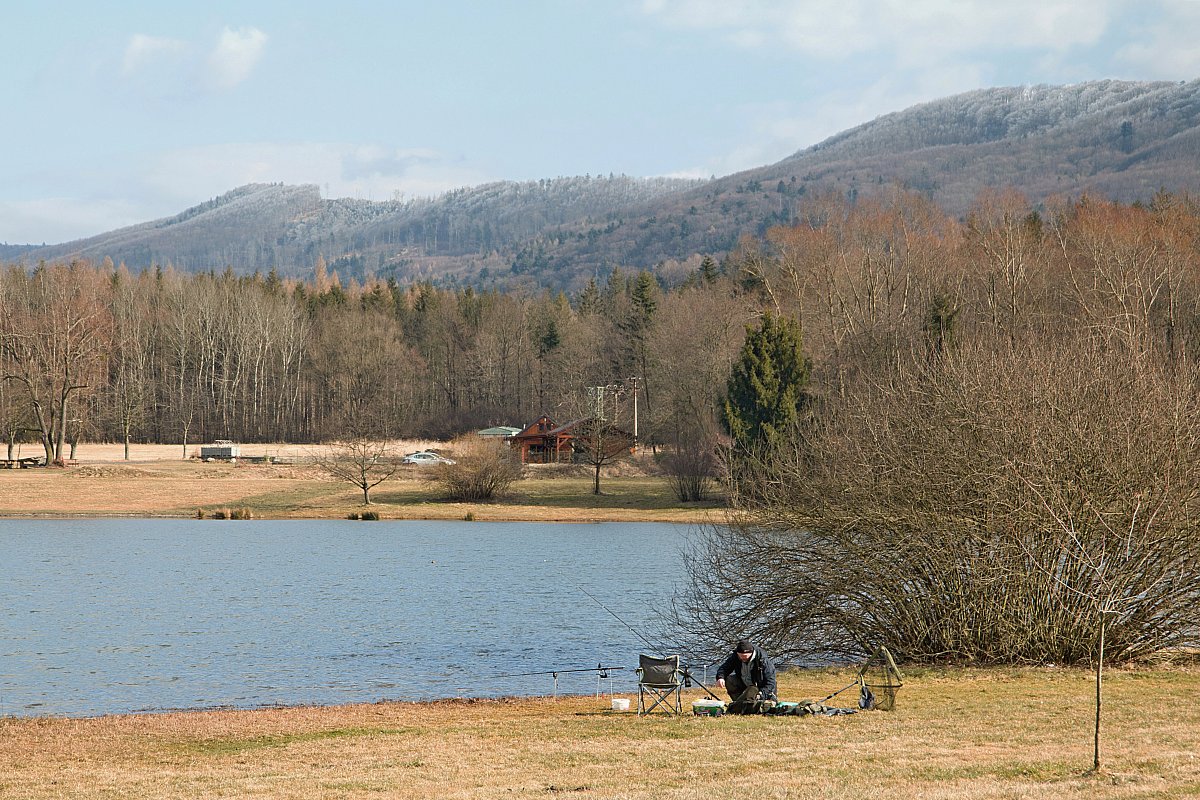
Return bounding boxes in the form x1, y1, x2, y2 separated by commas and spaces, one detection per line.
637, 654, 683, 715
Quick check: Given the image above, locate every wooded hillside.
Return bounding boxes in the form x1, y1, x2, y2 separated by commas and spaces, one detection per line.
5, 187, 1200, 466
12, 80, 1200, 294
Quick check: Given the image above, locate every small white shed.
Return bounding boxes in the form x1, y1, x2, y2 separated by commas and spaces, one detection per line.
200, 440, 241, 460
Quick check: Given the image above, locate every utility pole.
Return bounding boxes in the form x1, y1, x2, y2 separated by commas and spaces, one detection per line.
588, 385, 608, 420
588, 378, 640, 441
627, 377, 640, 446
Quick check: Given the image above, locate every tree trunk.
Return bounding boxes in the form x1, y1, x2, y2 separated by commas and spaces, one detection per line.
1094, 613, 1106, 773
363, 484, 372, 505
593, 461, 601, 495
55, 389, 70, 463
39, 421, 53, 465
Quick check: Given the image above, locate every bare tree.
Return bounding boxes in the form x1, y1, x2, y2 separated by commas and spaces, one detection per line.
570, 415, 636, 495
674, 335, 1200, 667
660, 414, 719, 502
0, 263, 111, 464
109, 268, 153, 459
429, 436, 523, 501
314, 438, 402, 505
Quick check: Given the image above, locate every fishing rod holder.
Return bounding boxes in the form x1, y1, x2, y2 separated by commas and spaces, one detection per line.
490, 664, 626, 699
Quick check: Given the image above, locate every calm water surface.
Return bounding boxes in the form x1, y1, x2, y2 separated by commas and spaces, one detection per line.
0, 519, 696, 717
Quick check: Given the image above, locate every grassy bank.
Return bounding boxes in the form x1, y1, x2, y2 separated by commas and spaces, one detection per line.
0, 455, 723, 522
1, 666, 1197, 799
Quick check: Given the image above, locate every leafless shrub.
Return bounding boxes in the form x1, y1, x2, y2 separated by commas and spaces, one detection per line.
312, 439, 402, 505
660, 418, 720, 502
430, 437, 523, 502
674, 335, 1200, 666
662, 443, 717, 502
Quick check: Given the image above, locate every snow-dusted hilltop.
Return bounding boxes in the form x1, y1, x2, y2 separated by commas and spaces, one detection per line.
15, 79, 1200, 289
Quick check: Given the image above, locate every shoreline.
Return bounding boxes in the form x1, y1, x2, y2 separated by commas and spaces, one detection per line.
0, 662, 1112, 722
0, 453, 727, 523
3, 665, 1198, 799
10, 658, 1192, 724
4, 688, 640, 723
0, 507, 722, 523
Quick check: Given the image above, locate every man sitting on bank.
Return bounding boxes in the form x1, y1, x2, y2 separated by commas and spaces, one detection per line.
715, 639, 778, 714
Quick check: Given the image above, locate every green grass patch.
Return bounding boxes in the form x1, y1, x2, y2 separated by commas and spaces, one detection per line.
179, 726, 417, 756
370, 474, 725, 513
506, 476, 723, 511
172, 482, 344, 517
915, 760, 1079, 782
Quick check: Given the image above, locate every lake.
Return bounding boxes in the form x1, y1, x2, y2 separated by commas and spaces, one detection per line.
0, 519, 699, 718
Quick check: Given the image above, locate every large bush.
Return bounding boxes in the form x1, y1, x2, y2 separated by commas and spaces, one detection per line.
431, 437, 523, 502
674, 337, 1200, 666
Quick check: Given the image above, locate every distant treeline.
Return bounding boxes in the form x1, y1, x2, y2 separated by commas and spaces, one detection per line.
3, 187, 1200, 463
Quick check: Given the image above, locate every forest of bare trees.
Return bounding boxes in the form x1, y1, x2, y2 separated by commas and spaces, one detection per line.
0, 254, 755, 462
670, 187, 1200, 666
4, 187, 1200, 476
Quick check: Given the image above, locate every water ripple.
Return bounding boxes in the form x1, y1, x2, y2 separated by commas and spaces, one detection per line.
0, 519, 695, 717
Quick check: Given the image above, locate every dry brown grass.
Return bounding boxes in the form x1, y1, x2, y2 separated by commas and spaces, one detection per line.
0, 443, 719, 522
1, 666, 1196, 799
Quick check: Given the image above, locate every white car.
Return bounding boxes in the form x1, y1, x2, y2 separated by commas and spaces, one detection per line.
401, 451, 456, 465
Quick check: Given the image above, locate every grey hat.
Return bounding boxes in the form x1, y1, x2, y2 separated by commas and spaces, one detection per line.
735, 639, 754, 653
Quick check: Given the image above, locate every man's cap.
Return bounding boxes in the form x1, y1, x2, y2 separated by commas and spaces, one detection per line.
735, 639, 754, 653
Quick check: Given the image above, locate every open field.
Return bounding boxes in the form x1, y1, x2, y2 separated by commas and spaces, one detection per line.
1, 665, 1197, 799
0, 443, 724, 522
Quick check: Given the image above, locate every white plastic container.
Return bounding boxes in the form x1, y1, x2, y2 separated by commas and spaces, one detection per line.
611, 697, 631, 712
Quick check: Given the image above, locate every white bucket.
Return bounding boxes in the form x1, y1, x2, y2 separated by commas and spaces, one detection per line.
611, 697, 630, 712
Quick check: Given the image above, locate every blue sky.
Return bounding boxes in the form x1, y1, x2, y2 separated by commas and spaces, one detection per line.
3, 0, 1198, 244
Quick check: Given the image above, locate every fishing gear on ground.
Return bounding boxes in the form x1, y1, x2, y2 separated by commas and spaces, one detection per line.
574, 582, 721, 701
486, 663, 627, 698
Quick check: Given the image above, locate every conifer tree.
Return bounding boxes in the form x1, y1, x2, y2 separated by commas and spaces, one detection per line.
576, 276, 601, 314
721, 312, 811, 454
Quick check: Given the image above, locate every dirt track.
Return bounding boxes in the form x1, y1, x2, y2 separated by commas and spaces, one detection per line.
0, 441, 716, 522
14, 440, 441, 464
0, 440, 434, 518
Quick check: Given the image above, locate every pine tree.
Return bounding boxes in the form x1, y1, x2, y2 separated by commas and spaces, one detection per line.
721, 312, 811, 454
630, 271, 658, 321
576, 277, 600, 314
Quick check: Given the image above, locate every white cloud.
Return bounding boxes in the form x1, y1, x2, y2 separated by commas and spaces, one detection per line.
0, 141, 494, 243
1115, 1, 1200, 79
668, 65, 987, 179
0, 141, 495, 244
121, 34, 187, 76
118, 26, 266, 96
0, 196, 145, 246
640, 0, 1119, 58
206, 26, 268, 90
142, 142, 492, 207
639, 0, 1174, 176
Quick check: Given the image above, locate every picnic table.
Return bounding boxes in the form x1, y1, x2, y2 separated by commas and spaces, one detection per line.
0, 457, 42, 469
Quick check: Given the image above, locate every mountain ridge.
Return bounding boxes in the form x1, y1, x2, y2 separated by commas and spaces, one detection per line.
13, 78, 1200, 289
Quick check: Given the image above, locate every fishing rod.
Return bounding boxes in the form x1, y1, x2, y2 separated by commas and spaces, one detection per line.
574, 582, 722, 701
487, 664, 627, 699
818, 677, 862, 704
489, 665, 627, 680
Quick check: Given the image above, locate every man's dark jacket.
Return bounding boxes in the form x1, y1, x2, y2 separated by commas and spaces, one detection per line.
715, 645, 777, 699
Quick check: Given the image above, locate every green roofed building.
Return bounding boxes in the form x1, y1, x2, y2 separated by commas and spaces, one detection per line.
477, 426, 522, 438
